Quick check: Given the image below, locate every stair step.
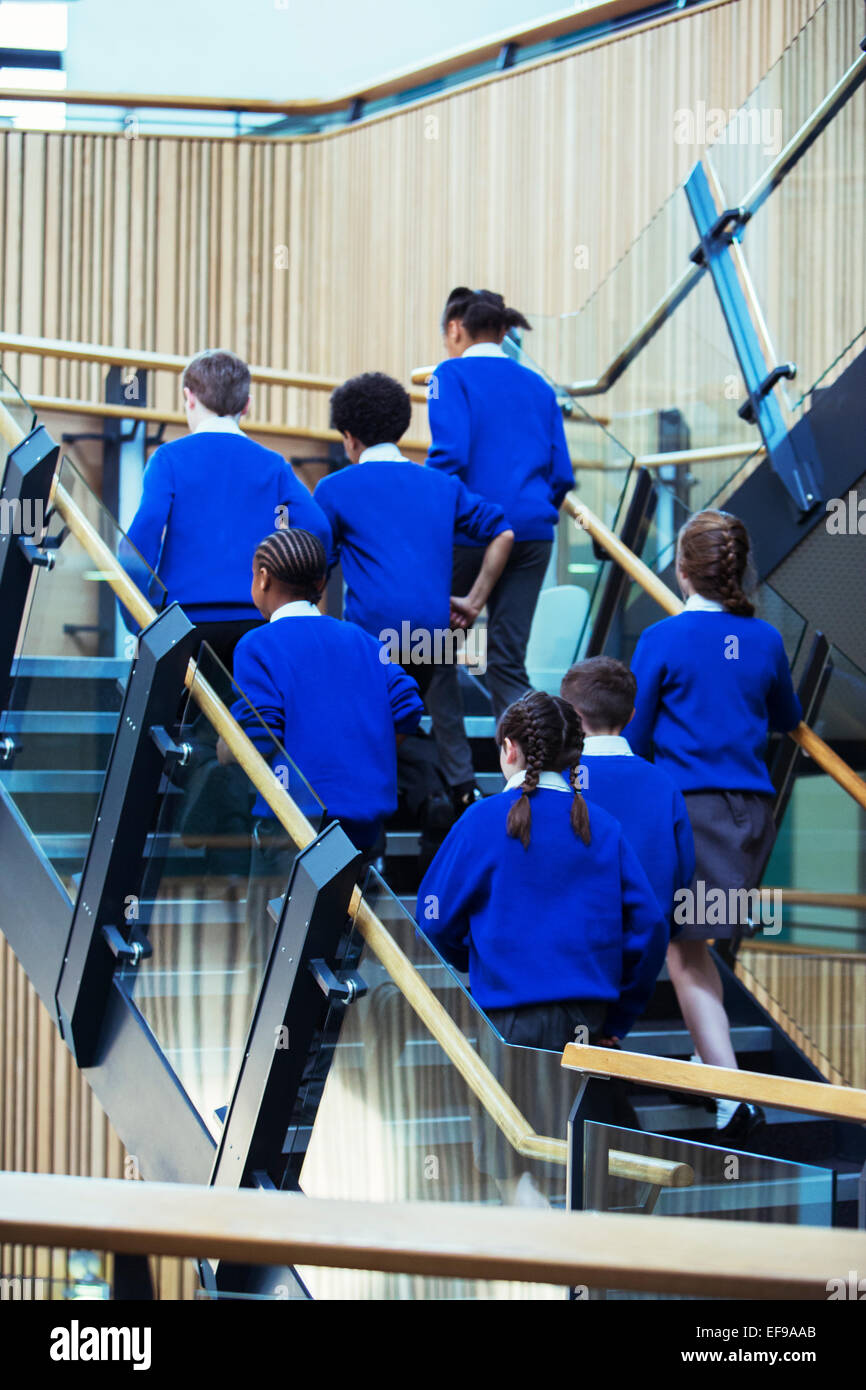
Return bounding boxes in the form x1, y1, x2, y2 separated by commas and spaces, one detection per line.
0, 770, 105, 793
419, 715, 496, 739
622, 1023, 773, 1056
11, 656, 129, 681
633, 1100, 817, 1132
1, 711, 119, 735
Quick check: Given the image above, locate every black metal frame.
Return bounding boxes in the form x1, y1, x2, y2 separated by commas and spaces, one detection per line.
586, 467, 656, 657
55, 602, 198, 1065
0, 426, 59, 714
770, 632, 831, 829
685, 162, 821, 516
212, 824, 361, 1192
209, 823, 362, 1295
0, 425, 384, 1292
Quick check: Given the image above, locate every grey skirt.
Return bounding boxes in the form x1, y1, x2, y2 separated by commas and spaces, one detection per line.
678, 790, 776, 942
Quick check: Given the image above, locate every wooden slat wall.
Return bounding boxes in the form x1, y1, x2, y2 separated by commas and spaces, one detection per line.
0, 0, 842, 459
0, 936, 199, 1299
0, 0, 862, 1299
736, 943, 866, 1089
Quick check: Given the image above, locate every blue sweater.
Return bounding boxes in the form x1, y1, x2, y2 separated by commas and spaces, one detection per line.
314, 451, 508, 638
232, 613, 424, 847
127, 432, 333, 622
426, 355, 574, 544
626, 611, 803, 794
416, 786, 667, 1036
579, 753, 695, 936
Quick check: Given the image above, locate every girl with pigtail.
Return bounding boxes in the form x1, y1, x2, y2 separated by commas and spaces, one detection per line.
424, 288, 576, 816
626, 509, 802, 1139
417, 690, 667, 1055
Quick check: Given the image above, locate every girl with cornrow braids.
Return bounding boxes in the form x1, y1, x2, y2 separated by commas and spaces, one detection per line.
418, 690, 667, 1062
626, 509, 802, 1140
224, 528, 424, 861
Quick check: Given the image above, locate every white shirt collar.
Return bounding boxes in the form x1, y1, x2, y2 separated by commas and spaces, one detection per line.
683, 593, 724, 613
192, 415, 245, 436
462, 343, 508, 359
270, 600, 321, 622
582, 735, 633, 757
358, 442, 408, 464
505, 770, 571, 793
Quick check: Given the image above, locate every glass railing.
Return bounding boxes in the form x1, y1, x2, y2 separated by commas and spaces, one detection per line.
116, 643, 325, 1133
0, 455, 166, 897
705, 1, 866, 419
751, 638, 866, 1092
0, 365, 36, 440
282, 867, 583, 1300
582, 1120, 834, 1299
522, 0, 865, 519
762, 641, 866, 953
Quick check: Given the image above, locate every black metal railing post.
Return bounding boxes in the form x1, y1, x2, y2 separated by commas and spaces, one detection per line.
55, 602, 198, 1066
0, 425, 59, 715
586, 467, 657, 658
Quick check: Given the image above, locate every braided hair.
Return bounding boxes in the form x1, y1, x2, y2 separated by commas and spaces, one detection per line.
441, 286, 531, 338
677, 509, 755, 617
253, 528, 326, 603
496, 691, 591, 850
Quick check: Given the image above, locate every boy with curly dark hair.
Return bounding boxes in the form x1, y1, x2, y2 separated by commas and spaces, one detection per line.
317, 372, 513, 707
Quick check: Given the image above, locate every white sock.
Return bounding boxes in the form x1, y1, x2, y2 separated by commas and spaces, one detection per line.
690, 1052, 703, 1065
715, 1097, 739, 1128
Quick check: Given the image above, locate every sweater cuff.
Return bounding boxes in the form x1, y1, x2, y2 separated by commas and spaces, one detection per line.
602, 1005, 638, 1040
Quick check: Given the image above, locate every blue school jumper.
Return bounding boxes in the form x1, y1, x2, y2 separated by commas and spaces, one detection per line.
127, 430, 333, 623
314, 443, 508, 638
232, 604, 424, 848
416, 774, 667, 1038
578, 736, 695, 937
426, 346, 574, 544
625, 603, 803, 793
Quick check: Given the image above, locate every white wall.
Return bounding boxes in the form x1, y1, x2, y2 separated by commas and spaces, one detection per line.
66, 0, 583, 101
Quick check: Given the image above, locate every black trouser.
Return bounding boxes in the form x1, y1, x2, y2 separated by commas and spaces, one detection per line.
425, 540, 552, 787
192, 618, 265, 674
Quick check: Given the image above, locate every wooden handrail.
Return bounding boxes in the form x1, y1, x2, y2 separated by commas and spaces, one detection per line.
0, 332, 429, 405
561, 494, 866, 813
562, 1043, 866, 1122
19, 394, 430, 453
766, 889, 866, 911
2, 1171, 863, 1297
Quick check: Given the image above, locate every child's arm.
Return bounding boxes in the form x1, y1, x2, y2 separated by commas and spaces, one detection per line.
602, 835, 668, 1040
415, 817, 483, 972
549, 391, 576, 509
425, 364, 471, 478
625, 632, 664, 758
279, 465, 335, 566
450, 523, 515, 627
311, 477, 342, 571
229, 640, 287, 758
766, 630, 804, 732
383, 660, 425, 739
126, 447, 174, 579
